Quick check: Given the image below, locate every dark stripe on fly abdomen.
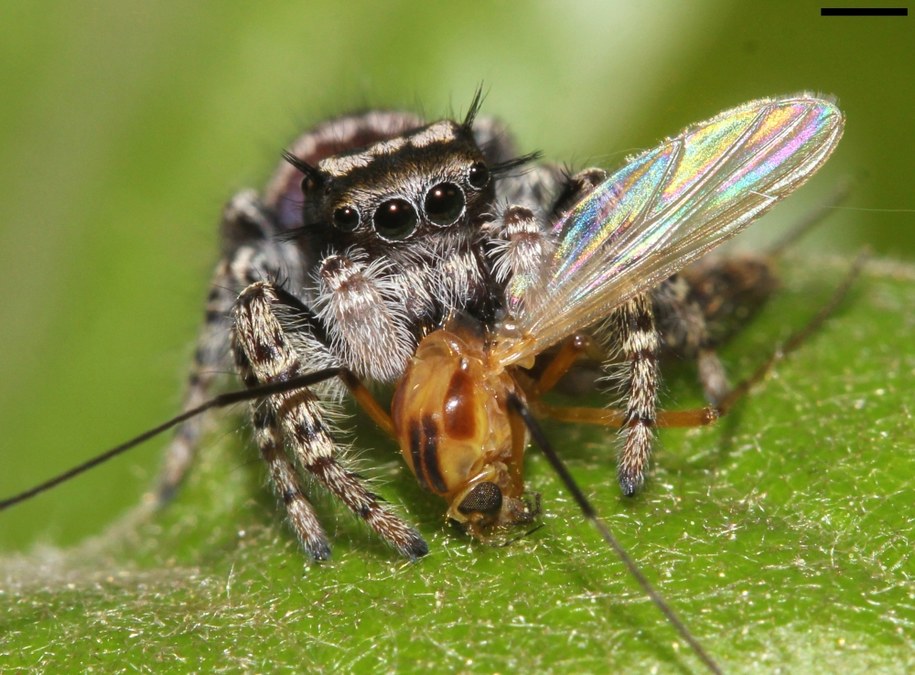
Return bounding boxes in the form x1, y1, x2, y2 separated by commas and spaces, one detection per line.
421, 414, 448, 494
408, 419, 430, 491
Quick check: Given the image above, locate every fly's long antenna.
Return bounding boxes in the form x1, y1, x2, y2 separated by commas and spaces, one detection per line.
767, 180, 852, 258
0, 368, 343, 511
507, 394, 723, 675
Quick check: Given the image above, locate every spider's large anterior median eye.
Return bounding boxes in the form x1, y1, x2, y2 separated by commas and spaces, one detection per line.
333, 205, 360, 231
424, 182, 465, 226
374, 198, 418, 240
467, 162, 490, 190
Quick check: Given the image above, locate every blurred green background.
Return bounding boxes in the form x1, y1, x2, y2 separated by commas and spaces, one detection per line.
0, 1, 911, 551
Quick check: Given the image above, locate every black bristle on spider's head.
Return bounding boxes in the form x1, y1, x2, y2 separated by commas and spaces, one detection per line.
461, 86, 486, 132
490, 151, 543, 177
282, 150, 324, 190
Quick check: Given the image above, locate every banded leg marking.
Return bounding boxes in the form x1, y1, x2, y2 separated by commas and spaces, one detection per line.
614, 295, 660, 496
233, 281, 427, 560
156, 261, 236, 503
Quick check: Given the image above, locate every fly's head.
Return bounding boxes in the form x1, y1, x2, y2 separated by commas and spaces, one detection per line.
449, 470, 540, 541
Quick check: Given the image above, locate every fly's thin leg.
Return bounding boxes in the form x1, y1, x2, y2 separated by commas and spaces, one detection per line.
337, 370, 395, 437
765, 180, 851, 258
536, 253, 865, 432
672, 182, 852, 403
716, 250, 866, 414
532, 402, 718, 429
530, 333, 603, 397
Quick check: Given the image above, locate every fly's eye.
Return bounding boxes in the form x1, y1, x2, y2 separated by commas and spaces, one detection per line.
457, 481, 503, 516
467, 162, 490, 190
332, 205, 360, 231
424, 182, 465, 226
374, 198, 418, 240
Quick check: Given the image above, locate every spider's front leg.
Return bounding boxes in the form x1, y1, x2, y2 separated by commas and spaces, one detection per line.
232, 281, 428, 561
485, 165, 600, 314
489, 165, 613, 304
487, 204, 554, 315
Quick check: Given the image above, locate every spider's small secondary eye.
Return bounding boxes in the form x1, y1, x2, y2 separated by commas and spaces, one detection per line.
374, 198, 418, 240
467, 162, 490, 190
332, 206, 360, 231
300, 175, 318, 193
424, 182, 465, 226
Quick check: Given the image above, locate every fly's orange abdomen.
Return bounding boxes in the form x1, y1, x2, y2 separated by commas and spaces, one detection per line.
390, 323, 528, 531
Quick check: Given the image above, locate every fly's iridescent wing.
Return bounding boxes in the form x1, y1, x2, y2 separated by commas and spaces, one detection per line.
493, 95, 844, 366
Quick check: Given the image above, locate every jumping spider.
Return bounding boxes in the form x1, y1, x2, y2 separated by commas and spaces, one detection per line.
152, 93, 843, 562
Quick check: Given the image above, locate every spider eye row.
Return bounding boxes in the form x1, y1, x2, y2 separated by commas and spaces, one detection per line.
330, 162, 490, 241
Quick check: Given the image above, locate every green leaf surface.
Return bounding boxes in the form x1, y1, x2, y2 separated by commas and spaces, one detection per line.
2, 256, 913, 673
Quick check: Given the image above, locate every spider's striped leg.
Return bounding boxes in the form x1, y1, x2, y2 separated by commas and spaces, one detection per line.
155, 190, 289, 504
610, 294, 660, 496
654, 256, 778, 407
653, 275, 729, 406
233, 281, 428, 560
486, 167, 609, 317
250, 404, 332, 561
154, 260, 235, 503
232, 337, 331, 561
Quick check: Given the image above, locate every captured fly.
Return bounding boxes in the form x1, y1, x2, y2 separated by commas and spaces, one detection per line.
390, 96, 845, 536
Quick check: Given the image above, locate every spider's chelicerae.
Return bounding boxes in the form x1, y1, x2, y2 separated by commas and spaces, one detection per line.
152, 93, 844, 563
